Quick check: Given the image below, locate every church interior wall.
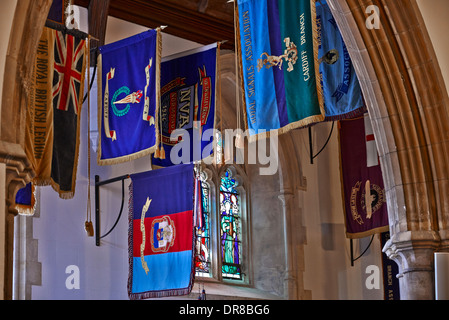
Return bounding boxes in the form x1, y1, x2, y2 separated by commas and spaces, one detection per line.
29, 5, 384, 300
0, 1, 445, 300
296, 122, 384, 300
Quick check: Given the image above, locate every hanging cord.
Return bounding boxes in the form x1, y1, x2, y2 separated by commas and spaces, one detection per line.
85, 36, 94, 236
234, 0, 243, 149
82, 54, 97, 104
82, 35, 99, 104
217, 41, 224, 165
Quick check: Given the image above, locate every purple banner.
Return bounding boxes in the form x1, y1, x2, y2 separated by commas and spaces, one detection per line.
339, 116, 389, 238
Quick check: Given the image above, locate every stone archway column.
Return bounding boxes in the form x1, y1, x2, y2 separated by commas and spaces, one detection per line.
384, 236, 439, 300
0, 144, 34, 300
278, 191, 298, 300
327, 0, 449, 299
0, 0, 52, 299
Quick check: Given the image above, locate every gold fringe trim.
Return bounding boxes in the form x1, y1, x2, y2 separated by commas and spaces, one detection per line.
346, 226, 389, 240
154, 27, 162, 154
96, 52, 103, 165
310, 0, 325, 121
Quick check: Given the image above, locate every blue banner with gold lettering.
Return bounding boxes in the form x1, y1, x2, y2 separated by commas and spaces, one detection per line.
97, 29, 161, 165
152, 43, 217, 167
316, 1, 365, 120
237, 0, 324, 142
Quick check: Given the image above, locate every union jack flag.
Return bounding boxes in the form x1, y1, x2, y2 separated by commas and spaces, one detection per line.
52, 30, 86, 114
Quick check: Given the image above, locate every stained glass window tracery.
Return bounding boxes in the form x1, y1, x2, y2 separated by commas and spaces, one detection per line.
194, 167, 244, 281
194, 171, 211, 277
220, 169, 242, 279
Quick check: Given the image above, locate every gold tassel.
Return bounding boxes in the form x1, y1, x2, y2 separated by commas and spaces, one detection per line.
85, 221, 94, 237
159, 145, 166, 159
235, 132, 245, 149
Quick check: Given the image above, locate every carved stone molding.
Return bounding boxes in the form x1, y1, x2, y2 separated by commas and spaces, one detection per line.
383, 230, 440, 299
328, 0, 449, 299
0, 0, 52, 300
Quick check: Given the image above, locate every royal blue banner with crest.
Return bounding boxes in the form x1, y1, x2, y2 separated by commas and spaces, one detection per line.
128, 164, 195, 299
316, 1, 365, 120
97, 29, 161, 165
152, 43, 217, 167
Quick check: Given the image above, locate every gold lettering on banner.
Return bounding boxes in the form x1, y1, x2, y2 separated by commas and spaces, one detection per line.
104, 68, 117, 140
242, 10, 257, 124
143, 58, 155, 124
350, 181, 364, 225
140, 197, 152, 275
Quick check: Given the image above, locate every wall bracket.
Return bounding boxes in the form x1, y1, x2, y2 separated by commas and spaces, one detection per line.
95, 174, 130, 246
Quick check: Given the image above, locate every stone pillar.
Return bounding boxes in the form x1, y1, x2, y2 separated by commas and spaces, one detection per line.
278, 191, 298, 299
383, 232, 440, 300
0, 143, 34, 300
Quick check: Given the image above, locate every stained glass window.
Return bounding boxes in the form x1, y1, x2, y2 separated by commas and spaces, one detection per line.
195, 172, 211, 277
194, 167, 245, 282
220, 169, 242, 279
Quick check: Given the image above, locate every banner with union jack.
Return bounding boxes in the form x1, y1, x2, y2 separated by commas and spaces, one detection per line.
51, 29, 87, 198
24, 26, 87, 199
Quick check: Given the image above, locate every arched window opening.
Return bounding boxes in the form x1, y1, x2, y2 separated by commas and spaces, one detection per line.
194, 165, 247, 283
195, 170, 212, 278
219, 168, 242, 280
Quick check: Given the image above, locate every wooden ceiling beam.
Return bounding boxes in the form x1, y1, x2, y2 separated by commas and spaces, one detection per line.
74, 0, 235, 50
87, 0, 110, 65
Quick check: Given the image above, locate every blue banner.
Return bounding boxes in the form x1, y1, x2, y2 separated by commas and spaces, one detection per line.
128, 164, 195, 299
152, 43, 217, 167
15, 182, 35, 215
381, 232, 400, 300
98, 29, 161, 165
316, 1, 365, 120
237, 0, 324, 142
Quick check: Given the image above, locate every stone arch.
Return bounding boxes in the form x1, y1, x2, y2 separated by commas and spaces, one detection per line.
327, 0, 449, 299
3, 0, 447, 301
0, 0, 52, 299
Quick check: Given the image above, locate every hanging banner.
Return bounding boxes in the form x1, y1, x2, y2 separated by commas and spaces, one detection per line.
316, 1, 365, 120
51, 29, 87, 198
339, 116, 389, 238
380, 231, 400, 300
25, 26, 86, 199
237, 0, 324, 142
152, 43, 217, 167
128, 164, 195, 299
14, 183, 36, 215
97, 29, 161, 165
25, 27, 55, 185
47, 0, 65, 24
